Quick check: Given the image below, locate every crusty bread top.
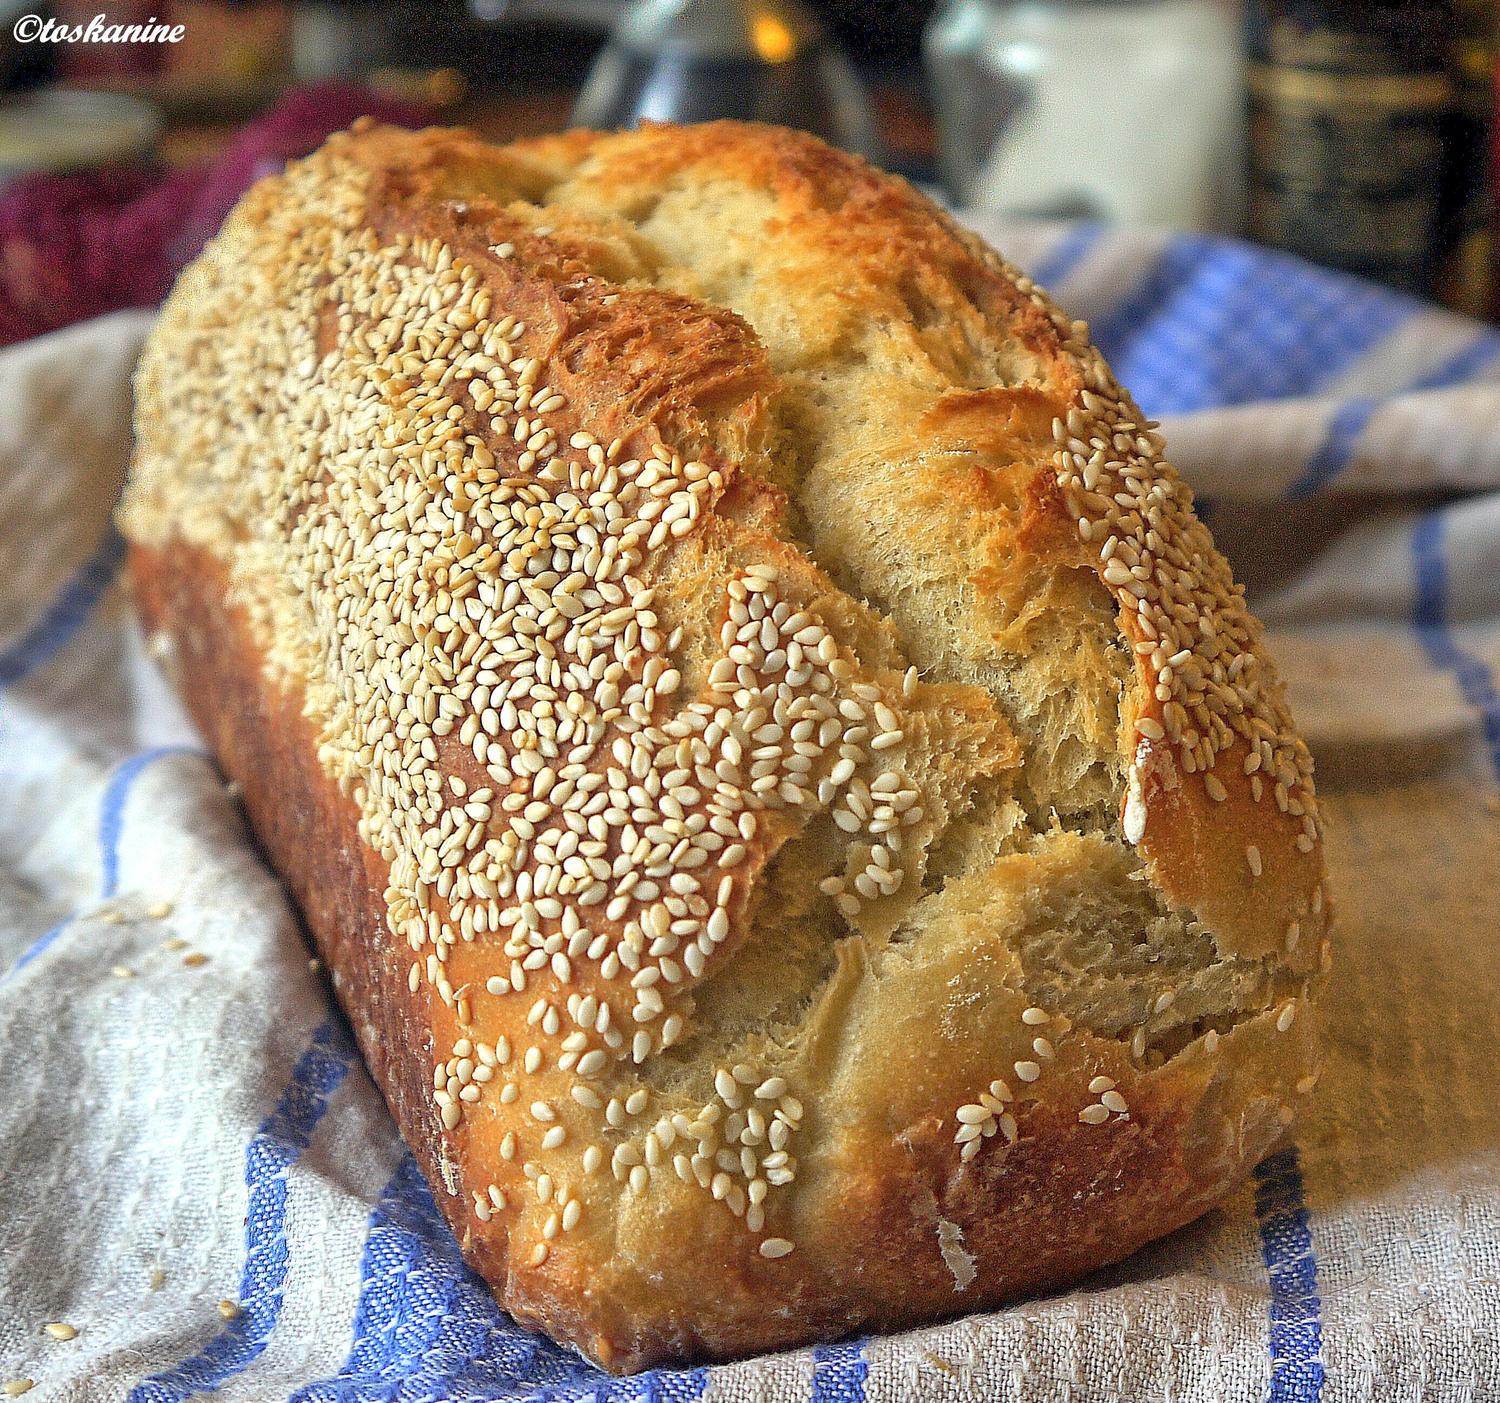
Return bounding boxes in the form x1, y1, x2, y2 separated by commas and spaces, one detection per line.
122, 120, 1329, 1366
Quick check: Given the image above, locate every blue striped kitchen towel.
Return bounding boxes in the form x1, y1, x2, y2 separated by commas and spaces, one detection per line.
2, 217, 1499, 1402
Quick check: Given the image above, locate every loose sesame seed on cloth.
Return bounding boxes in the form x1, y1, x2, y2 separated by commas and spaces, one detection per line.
3, 220, 1500, 1403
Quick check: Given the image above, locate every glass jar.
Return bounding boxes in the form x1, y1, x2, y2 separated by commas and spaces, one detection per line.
924, 0, 1245, 230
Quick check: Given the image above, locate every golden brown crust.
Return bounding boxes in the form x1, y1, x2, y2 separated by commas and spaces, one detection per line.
122, 119, 1330, 1372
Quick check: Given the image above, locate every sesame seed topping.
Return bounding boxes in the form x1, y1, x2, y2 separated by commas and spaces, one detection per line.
43, 1322, 78, 1340
759, 1237, 794, 1259
1037, 293, 1321, 839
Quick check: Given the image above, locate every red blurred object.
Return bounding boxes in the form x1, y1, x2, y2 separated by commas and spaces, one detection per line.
0, 83, 430, 347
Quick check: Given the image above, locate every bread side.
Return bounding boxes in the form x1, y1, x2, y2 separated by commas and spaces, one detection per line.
122, 120, 1330, 1371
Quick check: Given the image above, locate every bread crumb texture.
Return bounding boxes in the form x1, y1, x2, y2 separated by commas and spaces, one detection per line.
122, 120, 1330, 1370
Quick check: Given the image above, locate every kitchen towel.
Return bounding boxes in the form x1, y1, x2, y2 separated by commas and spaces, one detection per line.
2, 218, 1498, 1402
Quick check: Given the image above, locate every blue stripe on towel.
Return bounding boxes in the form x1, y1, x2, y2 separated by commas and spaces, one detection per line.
129, 1020, 355, 1403
98, 745, 201, 897
1254, 1147, 1325, 1402
291, 1152, 708, 1402
1287, 330, 1500, 499
7, 744, 203, 977
811, 1337, 868, 1402
1089, 237, 1413, 418
0, 527, 124, 688
1413, 509, 1500, 782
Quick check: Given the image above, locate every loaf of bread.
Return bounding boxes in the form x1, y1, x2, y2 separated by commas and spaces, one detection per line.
120, 120, 1331, 1372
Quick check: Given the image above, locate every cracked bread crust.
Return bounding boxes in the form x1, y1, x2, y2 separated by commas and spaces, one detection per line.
121, 119, 1330, 1372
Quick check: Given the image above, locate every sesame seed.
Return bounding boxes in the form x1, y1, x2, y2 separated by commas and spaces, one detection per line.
759, 1237, 794, 1259
1014, 1061, 1041, 1083
1078, 1104, 1109, 1125
43, 1322, 78, 1340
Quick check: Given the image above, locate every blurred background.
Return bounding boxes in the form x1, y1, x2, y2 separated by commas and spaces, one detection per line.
0, 0, 1490, 344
